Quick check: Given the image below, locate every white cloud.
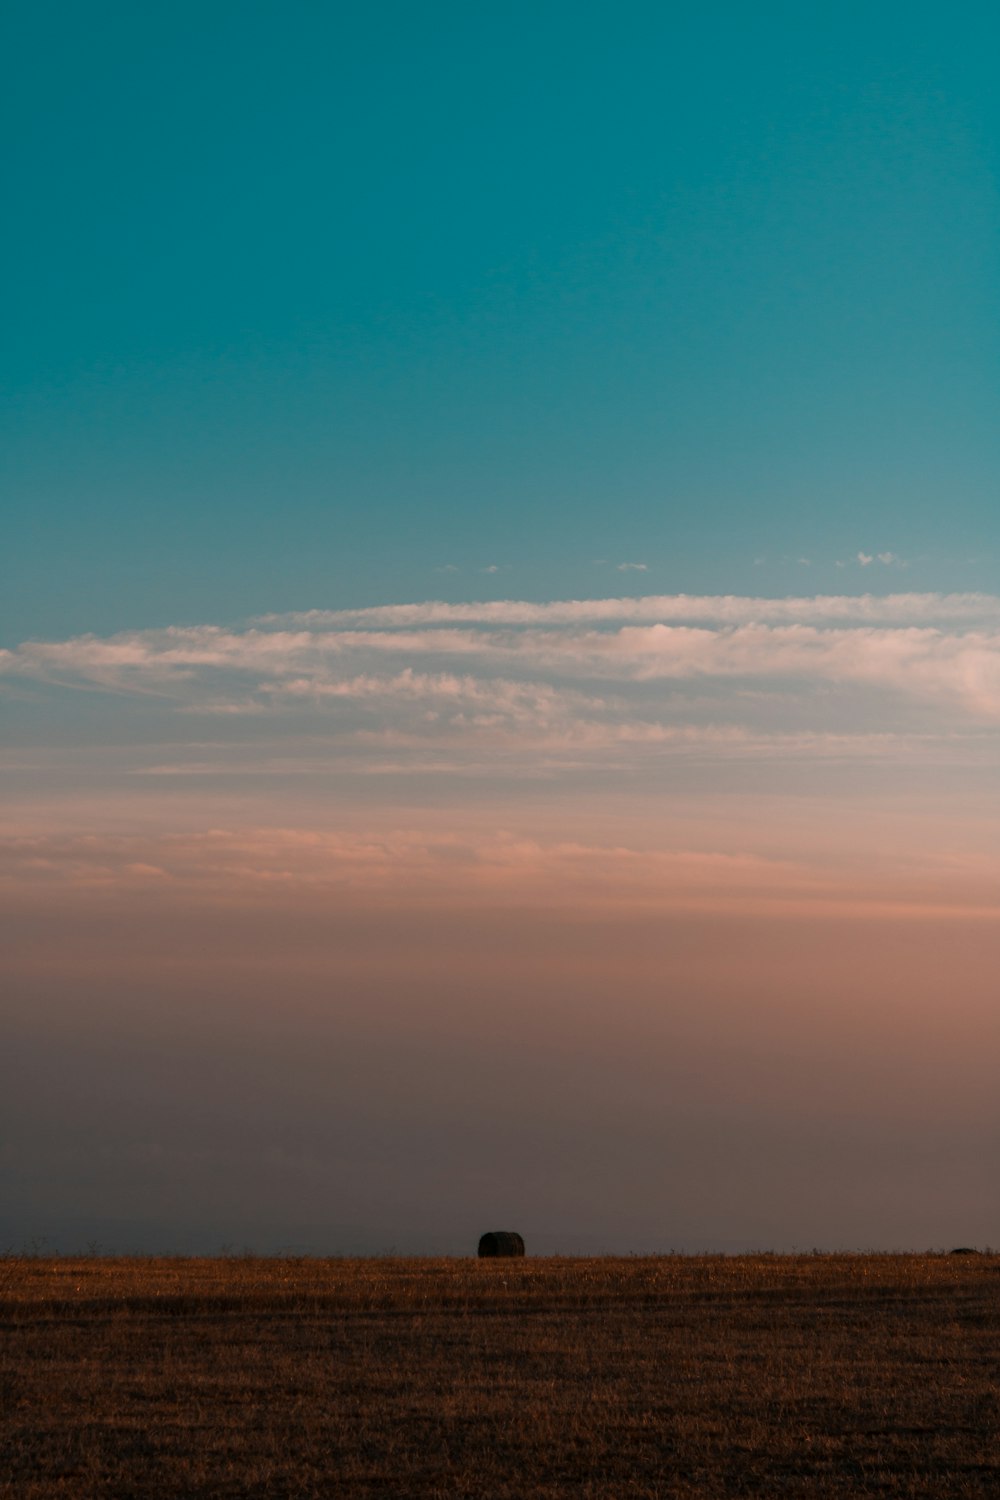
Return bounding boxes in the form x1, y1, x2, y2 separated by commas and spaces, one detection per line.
616, 562, 648, 572
858, 552, 874, 566
258, 592, 1000, 630
7, 596, 1000, 738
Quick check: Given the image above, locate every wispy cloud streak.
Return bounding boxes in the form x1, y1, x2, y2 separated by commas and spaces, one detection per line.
259, 592, 1000, 628
5, 596, 1000, 719
5, 827, 998, 921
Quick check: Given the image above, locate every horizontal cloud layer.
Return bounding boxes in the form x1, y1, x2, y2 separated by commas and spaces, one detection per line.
5, 595, 1000, 731
259, 592, 1000, 628
5, 825, 998, 921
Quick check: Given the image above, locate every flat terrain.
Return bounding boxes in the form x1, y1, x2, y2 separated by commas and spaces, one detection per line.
2, 1254, 999, 1497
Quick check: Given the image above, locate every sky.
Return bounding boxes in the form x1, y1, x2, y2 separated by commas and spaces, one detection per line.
3, 2, 999, 1255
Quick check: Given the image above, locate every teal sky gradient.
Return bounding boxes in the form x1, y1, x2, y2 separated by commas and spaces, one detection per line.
4, 1, 998, 641
4, 5, 1000, 1254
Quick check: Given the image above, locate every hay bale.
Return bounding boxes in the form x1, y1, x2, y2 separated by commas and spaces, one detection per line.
949, 1246, 979, 1255
477, 1230, 525, 1258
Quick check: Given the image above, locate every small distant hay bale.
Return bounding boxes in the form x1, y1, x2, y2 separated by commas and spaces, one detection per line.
477, 1230, 525, 1258
949, 1246, 979, 1255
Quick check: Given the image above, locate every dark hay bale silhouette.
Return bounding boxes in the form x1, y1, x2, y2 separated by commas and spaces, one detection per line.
478, 1231, 525, 1258
949, 1246, 979, 1255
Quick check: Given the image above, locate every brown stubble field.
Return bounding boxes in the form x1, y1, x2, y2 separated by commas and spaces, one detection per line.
2, 1253, 999, 1498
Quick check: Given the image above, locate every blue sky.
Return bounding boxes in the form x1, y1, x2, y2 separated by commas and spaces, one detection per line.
4, 1, 998, 642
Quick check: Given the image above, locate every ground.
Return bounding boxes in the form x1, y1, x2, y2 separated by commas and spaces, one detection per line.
2, 1253, 999, 1497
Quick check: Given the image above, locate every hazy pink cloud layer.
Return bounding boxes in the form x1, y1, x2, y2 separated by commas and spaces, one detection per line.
6, 592, 1000, 912
4, 823, 1000, 922
5, 596, 1000, 1251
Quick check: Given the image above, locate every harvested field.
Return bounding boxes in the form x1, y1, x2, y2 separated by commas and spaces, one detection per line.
2, 1253, 999, 1497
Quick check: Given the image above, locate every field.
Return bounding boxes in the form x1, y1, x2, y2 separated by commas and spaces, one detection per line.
2, 1253, 999, 1497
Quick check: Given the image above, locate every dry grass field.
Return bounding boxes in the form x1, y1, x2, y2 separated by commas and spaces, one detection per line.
2, 1252, 999, 1497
